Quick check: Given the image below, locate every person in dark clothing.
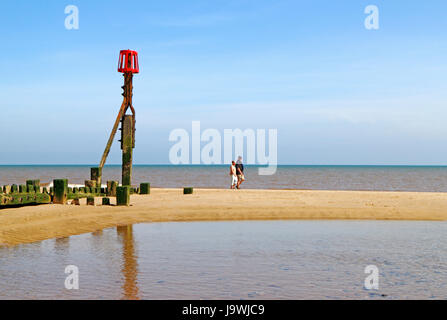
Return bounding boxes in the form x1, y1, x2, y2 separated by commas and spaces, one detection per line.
236, 156, 245, 189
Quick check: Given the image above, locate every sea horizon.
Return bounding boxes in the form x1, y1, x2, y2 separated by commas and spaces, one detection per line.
2, 164, 447, 192
1, 164, 447, 167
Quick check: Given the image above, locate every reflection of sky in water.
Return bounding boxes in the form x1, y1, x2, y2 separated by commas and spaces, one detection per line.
1, 220, 447, 300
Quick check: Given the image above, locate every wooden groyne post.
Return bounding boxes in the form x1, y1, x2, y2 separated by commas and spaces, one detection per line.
121, 115, 134, 186
90, 167, 102, 189
116, 186, 130, 206
107, 181, 118, 196
140, 183, 150, 195
53, 179, 68, 204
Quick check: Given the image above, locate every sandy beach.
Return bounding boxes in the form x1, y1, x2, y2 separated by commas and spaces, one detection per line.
1, 188, 447, 246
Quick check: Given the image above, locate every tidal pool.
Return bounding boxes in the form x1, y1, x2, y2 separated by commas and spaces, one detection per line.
0, 220, 446, 299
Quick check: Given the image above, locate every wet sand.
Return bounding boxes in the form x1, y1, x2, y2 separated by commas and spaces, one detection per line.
1, 188, 447, 246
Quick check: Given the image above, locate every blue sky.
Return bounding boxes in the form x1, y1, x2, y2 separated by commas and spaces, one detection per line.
0, 0, 446, 165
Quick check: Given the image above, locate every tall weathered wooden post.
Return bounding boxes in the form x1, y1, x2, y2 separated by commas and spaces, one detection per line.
121, 115, 134, 186
95, 50, 139, 205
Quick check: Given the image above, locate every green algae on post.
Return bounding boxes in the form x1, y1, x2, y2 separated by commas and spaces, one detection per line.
140, 183, 150, 195
87, 196, 95, 206
107, 181, 118, 196
121, 115, 134, 186
85, 180, 97, 188
26, 180, 40, 187
90, 167, 102, 190
0, 192, 51, 207
116, 186, 130, 206
53, 179, 68, 204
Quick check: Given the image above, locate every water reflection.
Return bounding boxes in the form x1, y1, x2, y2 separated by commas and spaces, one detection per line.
117, 225, 140, 300
92, 230, 103, 236
1, 221, 447, 299
54, 237, 70, 253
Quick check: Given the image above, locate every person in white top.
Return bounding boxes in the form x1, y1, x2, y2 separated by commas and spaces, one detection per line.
230, 161, 238, 189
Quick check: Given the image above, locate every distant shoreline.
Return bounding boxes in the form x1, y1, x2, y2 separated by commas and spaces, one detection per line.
4, 165, 447, 193
2, 164, 447, 167
1, 188, 447, 247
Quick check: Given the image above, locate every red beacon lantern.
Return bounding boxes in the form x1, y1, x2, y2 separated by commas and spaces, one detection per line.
118, 49, 139, 74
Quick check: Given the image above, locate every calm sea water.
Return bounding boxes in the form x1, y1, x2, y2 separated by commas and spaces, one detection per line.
0, 220, 446, 300
1, 165, 447, 191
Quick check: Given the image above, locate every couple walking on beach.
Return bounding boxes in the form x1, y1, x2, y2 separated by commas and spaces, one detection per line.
230, 156, 245, 189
